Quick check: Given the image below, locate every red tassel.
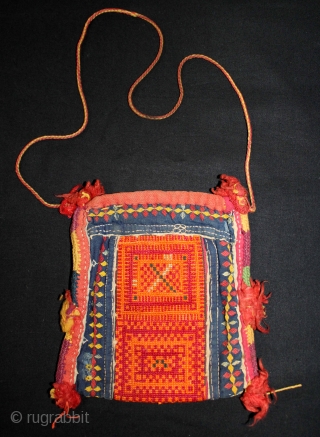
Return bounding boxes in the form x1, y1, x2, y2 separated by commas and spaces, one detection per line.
50, 381, 81, 410
239, 279, 271, 333
212, 174, 250, 214
57, 180, 105, 218
240, 359, 276, 425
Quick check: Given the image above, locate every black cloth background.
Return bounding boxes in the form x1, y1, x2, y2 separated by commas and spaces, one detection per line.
1, 0, 319, 436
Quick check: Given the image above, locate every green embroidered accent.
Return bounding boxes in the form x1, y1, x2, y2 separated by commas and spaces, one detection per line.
243, 266, 251, 286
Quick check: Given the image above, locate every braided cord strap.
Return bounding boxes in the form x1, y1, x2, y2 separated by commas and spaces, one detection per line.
15, 8, 256, 212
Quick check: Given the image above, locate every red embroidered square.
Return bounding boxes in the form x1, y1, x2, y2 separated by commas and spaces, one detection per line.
113, 234, 206, 402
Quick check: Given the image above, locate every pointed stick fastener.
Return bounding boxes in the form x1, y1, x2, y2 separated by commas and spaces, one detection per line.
267, 384, 302, 395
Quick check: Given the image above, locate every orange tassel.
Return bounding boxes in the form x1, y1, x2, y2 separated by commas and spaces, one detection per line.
240, 359, 276, 425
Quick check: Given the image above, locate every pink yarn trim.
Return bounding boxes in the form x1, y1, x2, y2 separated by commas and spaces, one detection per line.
87, 190, 229, 212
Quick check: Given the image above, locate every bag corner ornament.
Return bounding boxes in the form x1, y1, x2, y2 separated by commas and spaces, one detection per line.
16, 8, 277, 428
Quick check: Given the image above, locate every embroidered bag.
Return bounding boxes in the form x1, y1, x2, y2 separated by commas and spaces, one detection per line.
16, 8, 276, 426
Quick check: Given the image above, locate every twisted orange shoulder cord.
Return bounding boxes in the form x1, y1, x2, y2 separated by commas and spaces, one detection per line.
15, 7, 256, 212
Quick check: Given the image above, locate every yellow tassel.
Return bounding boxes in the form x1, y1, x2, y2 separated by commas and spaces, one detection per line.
60, 299, 72, 332
59, 290, 80, 334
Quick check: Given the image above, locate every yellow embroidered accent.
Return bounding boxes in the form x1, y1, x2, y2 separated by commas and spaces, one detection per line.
60, 293, 80, 340
240, 214, 250, 232
81, 192, 91, 200
223, 243, 240, 395
245, 325, 255, 346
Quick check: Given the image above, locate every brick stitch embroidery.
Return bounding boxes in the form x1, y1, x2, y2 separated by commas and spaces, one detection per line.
15, 8, 286, 428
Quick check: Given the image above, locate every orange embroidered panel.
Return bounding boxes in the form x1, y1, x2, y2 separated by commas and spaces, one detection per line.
113, 234, 206, 402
